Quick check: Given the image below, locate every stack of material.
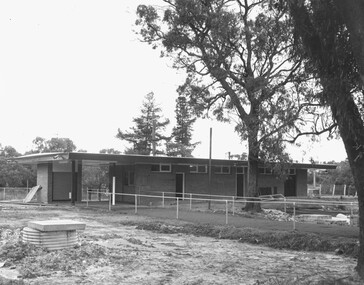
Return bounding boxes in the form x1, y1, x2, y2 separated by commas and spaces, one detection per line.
22, 220, 86, 250
262, 209, 293, 221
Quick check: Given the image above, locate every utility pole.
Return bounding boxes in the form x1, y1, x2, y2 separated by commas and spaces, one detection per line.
152, 111, 156, 156
208, 127, 212, 209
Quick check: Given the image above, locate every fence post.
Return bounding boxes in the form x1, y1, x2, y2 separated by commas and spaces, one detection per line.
109, 193, 111, 211
4, 188, 5, 200
190, 193, 192, 210
225, 200, 228, 224
86, 189, 89, 207
135, 194, 138, 214
284, 197, 287, 213
232, 196, 235, 216
112, 177, 116, 206
332, 184, 336, 196
162, 192, 165, 208
344, 184, 347, 196
293, 202, 296, 231
176, 197, 179, 219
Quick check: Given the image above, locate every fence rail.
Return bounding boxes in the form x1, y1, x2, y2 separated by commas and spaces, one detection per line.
86, 190, 359, 230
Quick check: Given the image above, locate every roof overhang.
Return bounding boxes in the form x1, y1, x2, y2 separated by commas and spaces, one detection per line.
11, 152, 337, 170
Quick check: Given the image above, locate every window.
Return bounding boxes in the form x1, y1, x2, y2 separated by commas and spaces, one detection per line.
190, 164, 207, 173
236, 167, 245, 174
151, 164, 171, 173
215, 165, 230, 174
160, 164, 171, 172
289, 168, 296, 175
259, 167, 273, 175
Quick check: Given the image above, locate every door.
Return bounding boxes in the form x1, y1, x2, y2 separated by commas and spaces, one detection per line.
175, 173, 184, 198
284, 175, 296, 197
53, 172, 73, 201
236, 174, 244, 198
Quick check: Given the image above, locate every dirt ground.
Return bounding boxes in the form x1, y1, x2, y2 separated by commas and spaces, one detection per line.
0, 203, 362, 285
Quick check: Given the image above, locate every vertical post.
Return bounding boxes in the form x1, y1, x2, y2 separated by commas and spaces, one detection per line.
190, 193, 192, 210
225, 200, 228, 224
112, 176, 116, 206
232, 196, 235, 216
208, 127, 212, 210
86, 189, 89, 207
176, 197, 179, 219
332, 184, 336, 196
319, 184, 322, 197
71, 160, 77, 205
162, 192, 165, 207
4, 187, 6, 200
351, 202, 353, 217
344, 184, 347, 196
135, 194, 138, 214
109, 193, 111, 211
293, 202, 296, 231
284, 197, 287, 213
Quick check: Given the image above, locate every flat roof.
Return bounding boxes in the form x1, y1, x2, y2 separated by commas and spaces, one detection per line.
11, 152, 337, 169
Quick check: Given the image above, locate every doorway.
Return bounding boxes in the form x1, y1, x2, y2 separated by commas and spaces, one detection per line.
175, 173, 185, 198
284, 175, 296, 196
236, 174, 244, 198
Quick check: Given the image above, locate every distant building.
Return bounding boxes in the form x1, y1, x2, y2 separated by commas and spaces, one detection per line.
13, 152, 336, 203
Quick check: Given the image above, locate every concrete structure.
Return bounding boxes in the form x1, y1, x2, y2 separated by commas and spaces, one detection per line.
13, 152, 336, 204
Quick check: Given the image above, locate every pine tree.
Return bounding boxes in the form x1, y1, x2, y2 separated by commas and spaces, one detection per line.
166, 96, 199, 157
116, 92, 170, 155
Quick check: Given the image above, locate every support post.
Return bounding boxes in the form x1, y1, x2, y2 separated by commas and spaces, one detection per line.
162, 192, 165, 207
344, 184, 347, 196
86, 189, 89, 207
208, 127, 212, 209
284, 197, 287, 213
190, 193, 192, 210
332, 184, 336, 196
71, 160, 77, 205
112, 176, 116, 206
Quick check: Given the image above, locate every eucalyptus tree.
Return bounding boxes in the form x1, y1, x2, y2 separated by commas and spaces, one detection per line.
136, 0, 327, 209
288, 0, 364, 277
166, 96, 199, 157
116, 92, 170, 155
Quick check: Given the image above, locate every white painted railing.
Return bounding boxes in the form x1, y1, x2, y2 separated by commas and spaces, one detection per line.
85, 189, 358, 230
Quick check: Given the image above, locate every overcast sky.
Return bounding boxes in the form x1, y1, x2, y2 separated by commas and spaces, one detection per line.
0, 0, 347, 162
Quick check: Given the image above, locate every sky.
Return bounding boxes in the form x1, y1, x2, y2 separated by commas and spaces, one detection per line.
0, 0, 347, 163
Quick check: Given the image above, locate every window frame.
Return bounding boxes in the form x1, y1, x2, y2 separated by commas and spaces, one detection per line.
190, 164, 208, 173
215, 165, 231, 174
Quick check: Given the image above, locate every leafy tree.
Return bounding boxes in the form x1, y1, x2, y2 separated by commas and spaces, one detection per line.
116, 92, 170, 155
136, 0, 326, 209
288, 0, 364, 277
28, 137, 77, 153
99, 148, 121, 154
166, 96, 199, 157
0, 144, 36, 187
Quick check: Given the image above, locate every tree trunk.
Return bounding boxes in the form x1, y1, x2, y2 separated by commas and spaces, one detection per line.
244, 129, 261, 212
325, 80, 364, 277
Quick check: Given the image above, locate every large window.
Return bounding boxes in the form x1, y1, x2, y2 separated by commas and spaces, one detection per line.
236, 167, 245, 174
259, 167, 273, 175
151, 164, 171, 173
215, 165, 230, 174
190, 164, 207, 173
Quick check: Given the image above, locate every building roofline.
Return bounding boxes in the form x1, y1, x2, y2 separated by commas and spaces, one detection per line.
11, 152, 337, 169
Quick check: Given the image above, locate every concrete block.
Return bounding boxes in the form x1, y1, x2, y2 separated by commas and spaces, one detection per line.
27, 220, 86, 232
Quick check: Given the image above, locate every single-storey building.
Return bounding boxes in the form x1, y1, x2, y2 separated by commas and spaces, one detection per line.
13, 152, 336, 204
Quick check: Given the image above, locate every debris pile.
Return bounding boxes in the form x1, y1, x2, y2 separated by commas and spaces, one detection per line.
262, 209, 293, 222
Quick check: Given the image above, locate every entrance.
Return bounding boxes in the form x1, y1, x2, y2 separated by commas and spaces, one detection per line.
53, 172, 73, 201
284, 175, 296, 196
236, 174, 244, 198
175, 173, 184, 198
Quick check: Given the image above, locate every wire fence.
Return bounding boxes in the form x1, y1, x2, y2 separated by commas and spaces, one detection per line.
85, 189, 359, 230
0, 187, 35, 201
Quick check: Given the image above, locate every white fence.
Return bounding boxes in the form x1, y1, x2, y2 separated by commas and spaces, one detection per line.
86, 189, 359, 230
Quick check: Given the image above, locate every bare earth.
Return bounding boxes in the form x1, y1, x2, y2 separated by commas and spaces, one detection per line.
0, 203, 361, 284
